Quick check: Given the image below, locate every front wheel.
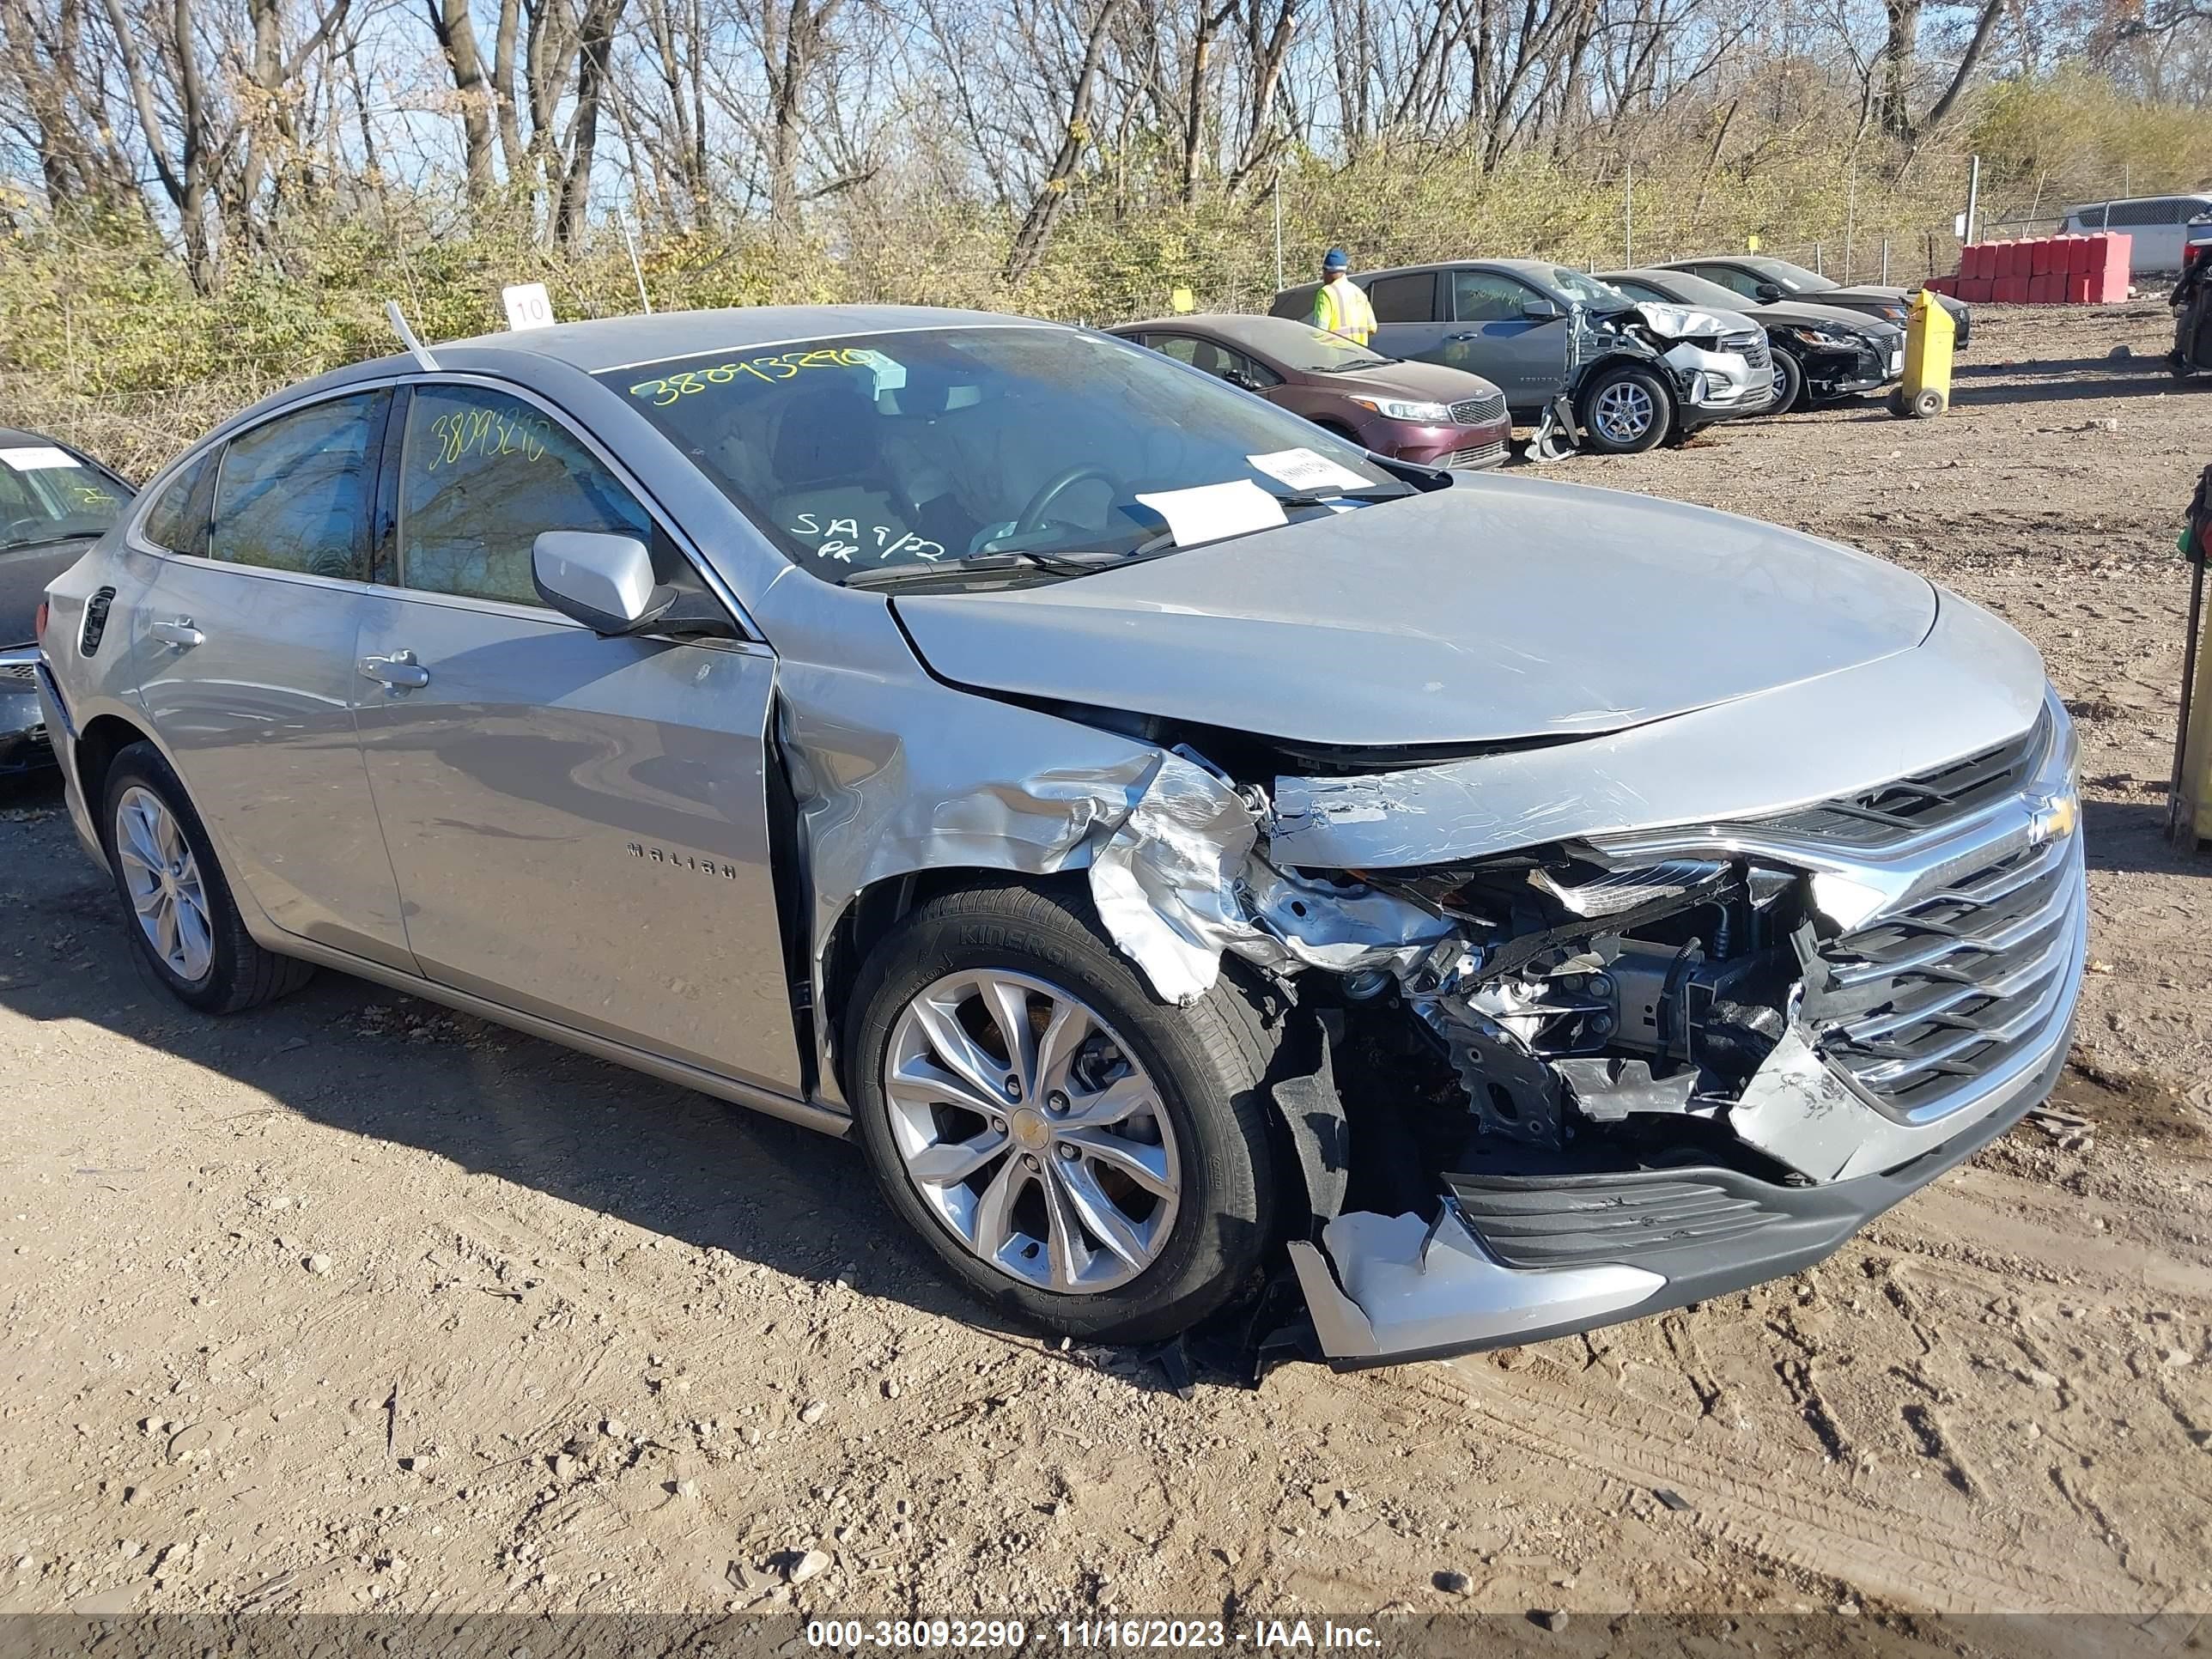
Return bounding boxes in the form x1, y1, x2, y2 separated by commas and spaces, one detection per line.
1576, 364, 1673, 453
846, 883, 1281, 1344
1769, 347, 1807, 413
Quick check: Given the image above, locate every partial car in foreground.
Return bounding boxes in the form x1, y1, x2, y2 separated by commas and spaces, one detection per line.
1662, 254, 1972, 350
39, 308, 2083, 1366
1599, 267, 1904, 411
0, 429, 133, 775
1273, 258, 1775, 453
1107, 314, 1511, 470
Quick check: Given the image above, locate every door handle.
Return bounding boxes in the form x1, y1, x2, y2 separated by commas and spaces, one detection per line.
1444, 331, 1479, 342
149, 618, 204, 648
359, 650, 430, 690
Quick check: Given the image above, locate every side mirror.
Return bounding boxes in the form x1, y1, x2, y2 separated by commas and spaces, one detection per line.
1753, 283, 1785, 303
532, 531, 674, 635
1520, 297, 1561, 320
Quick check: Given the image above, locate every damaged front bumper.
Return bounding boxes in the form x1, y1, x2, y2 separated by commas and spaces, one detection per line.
1081, 666, 2083, 1367
1279, 690, 2085, 1364
1288, 1015, 2064, 1367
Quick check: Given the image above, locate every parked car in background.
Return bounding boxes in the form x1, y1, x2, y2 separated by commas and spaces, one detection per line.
1661, 255, 1972, 350
0, 428, 133, 776
1273, 259, 1773, 454
1106, 314, 1511, 471
2062, 195, 2212, 276
35, 307, 2083, 1367
1600, 268, 1904, 411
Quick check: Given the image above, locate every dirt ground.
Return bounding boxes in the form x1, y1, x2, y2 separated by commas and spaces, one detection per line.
1, 303, 2208, 1627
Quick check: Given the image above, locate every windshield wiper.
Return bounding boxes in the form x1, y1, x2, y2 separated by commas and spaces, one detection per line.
839, 549, 1113, 588
0, 532, 93, 556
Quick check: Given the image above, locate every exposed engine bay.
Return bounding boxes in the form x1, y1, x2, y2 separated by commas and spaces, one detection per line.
1069, 706, 2083, 1364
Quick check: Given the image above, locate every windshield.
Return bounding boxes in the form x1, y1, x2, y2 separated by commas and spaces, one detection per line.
1546, 268, 1631, 310
606, 327, 1407, 584
0, 443, 131, 551
1263, 325, 1393, 373
1752, 259, 1838, 295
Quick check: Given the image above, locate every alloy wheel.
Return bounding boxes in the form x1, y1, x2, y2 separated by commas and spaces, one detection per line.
883, 969, 1181, 1294
114, 786, 213, 982
1771, 358, 1790, 401
1592, 381, 1656, 443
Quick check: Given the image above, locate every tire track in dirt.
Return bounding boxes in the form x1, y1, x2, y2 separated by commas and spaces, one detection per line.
1404, 1364, 2123, 1613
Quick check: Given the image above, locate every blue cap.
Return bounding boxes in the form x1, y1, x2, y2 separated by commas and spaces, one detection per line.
1322, 246, 1350, 271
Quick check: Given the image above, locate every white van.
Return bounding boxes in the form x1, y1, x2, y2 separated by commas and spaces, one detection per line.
2061, 194, 2212, 275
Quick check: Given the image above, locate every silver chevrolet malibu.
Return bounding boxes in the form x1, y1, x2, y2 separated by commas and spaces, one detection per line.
35, 307, 2085, 1367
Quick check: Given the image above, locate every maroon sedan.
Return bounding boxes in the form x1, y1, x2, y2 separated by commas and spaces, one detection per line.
1108, 313, 1511, 469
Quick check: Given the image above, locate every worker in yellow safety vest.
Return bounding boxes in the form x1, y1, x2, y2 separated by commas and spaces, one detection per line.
1310, 247, 1377, 345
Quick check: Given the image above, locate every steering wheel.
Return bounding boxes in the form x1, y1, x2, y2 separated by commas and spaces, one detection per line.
2, 516, 47, 544
1013, 465, 1117, 538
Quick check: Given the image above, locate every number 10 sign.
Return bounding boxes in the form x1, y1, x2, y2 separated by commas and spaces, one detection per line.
501, 282, 555, 331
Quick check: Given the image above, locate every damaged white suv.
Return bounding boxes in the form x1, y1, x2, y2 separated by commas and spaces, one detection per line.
36, 308, 2084, 1367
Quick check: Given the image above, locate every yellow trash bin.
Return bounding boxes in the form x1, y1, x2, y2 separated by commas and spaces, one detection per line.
1890, 289, 1954, 419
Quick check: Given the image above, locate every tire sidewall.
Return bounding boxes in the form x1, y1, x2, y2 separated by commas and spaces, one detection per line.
1771, 347, 1806, 412
99, 744, 245, 1011
1577, 365, 1672, 453
847, 895, 1270, 1343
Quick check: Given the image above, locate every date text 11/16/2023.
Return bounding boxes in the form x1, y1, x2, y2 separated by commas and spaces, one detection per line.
803, 1620, 1385, 1650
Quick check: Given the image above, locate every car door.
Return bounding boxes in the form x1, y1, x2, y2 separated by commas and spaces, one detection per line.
1364, 270, 1450, 365
1443, 269, 1570, 411
348, 379, 801, 1091
135, 390, 413, 969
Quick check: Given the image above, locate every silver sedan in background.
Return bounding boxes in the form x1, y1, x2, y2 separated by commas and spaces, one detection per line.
36, 308, 2083, 1365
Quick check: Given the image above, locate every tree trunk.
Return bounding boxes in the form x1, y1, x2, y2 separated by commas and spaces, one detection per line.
1005, 0, 1129, 284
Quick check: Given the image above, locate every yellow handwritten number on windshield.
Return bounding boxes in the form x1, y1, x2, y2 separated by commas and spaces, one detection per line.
629, 349, 880, 406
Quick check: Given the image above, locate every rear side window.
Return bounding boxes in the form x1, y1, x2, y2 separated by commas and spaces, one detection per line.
396, 385, 653, 606
1367, 273, 1437, 323
210, 394, 385, 580
139, 450, 217, 556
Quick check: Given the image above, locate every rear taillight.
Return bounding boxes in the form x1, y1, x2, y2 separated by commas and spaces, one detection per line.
32, 602, 47, 646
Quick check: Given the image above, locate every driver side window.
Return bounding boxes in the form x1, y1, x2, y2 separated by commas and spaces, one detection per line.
1451, 271, 1536, 322
396, 385, 653, 605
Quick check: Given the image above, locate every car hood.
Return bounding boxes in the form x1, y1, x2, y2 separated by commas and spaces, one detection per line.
1756, 300, 1899, 337
1321, 359, 1504, 405
892, 475, 1938, 748
0, 537, 96, 646
1621, 301, 1758, 339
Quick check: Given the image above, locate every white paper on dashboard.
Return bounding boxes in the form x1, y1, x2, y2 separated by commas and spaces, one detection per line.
1134, 478, 1289, 547
1, 447, 77, 471
1246, 447, 1371, 494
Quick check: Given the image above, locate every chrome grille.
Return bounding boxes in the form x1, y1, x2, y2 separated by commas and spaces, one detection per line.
1751, 713, 2047, 847
1439, 441, 1507, 471
1814, 831, 2083, 1119
1724, 331, 1771, 371
0, 661, 35, 685
1448, 392, 1507, 427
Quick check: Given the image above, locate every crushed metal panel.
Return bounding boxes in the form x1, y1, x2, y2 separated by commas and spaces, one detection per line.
1290, 1208, 1666, 1361
1089, 748, 1456, 1005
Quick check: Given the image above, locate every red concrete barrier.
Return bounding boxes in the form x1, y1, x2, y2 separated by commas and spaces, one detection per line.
2028, 271, 2061, 303
2030, 239, 2055, 276
2065, 272, 2096, 304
